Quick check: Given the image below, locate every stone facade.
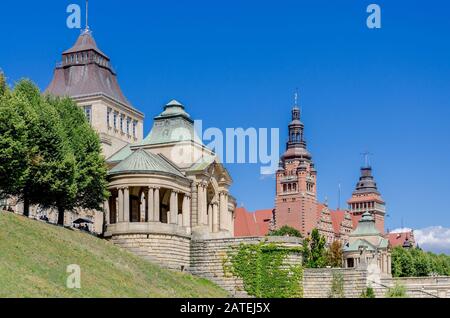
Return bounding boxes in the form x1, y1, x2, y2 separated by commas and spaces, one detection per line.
303, 268, 368, 298
110, 233, 191, 270
190, 236, 302, 297
104, 100, 236, 244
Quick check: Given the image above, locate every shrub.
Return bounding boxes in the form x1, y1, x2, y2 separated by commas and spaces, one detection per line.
386, 282, 408, 298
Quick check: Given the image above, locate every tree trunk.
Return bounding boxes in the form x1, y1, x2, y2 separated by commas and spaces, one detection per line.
57, 207, 65, 226
23, 196, 30, 217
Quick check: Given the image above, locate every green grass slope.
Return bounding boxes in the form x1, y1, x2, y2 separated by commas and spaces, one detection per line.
0, 212, 228, 298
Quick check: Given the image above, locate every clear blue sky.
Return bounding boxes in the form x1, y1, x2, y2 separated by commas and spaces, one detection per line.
1, 0, 450, 232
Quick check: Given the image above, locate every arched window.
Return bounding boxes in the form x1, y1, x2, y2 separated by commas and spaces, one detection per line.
283, 184, 287, 193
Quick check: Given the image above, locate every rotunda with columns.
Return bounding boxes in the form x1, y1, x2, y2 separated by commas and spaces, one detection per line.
103, 99, 235, 269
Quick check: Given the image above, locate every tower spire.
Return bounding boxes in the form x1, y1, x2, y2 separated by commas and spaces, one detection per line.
294, 88, 299, 107
85, 0, 89, 31
361, 151, 372, 168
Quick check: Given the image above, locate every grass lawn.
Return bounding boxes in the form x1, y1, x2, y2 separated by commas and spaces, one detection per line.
0, 211, 228, 298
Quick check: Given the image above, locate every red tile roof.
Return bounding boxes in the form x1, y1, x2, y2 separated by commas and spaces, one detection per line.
234, 207, 273, 237
387, 231, 414, 248
330, 209, 347, 235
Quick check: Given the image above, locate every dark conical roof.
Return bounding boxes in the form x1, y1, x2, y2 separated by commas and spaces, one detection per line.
353, 166, 380, 195
63, 29, 108, 58
45, 29, 137, 109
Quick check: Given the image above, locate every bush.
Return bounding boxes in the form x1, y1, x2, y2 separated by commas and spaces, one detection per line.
386, 282, 408, 298
360, 286, 376, 298
328, 271, 344, 298
224, 242, 303, 298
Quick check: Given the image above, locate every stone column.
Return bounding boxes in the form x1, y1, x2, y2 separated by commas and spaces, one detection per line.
170, 190, 178, 224
140, 191, 146, 222
202, 184, 208, 225
182, 195, 191, 229
147, 187, 154, 222
154, 187, 160, 222
104, 199, 110, 226
219, 192, 227, 231
191, 183, 198, 226
123, 187, 130, 222
118, 188, 124, 222
212, 202, 219, 233
115, 196, 119, 223
197, 183, 204, 225
208, 204, 213, 232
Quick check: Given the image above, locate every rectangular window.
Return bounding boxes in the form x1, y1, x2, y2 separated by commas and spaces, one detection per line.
113, 112, 118, 129
83, 105, 92, 124
126, 117, 131, 135
120, 114, 124, 133
133, 120, 137, 138
107, 108, 111, 127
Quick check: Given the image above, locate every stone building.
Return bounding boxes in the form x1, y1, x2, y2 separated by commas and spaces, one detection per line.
45, 27, 144, 158
274, 99, 318, 237
343, 212, 391, 277
234, 99, 395, 248
270, 99, 357, 242
347, 166, 386, 234
103, 99, 236, 269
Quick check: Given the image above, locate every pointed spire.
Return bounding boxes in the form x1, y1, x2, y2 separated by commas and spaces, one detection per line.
294, 88, 299, 108
85, 0, 90, 32
360, 151, 373, 168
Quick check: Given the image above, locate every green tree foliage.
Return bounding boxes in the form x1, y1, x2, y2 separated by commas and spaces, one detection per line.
0, 71, 6, 96
326, 240, 343, 268
46, 96, 109, 224
391, 246, 450, 277
268, 225, 302, 238
12, 80, 77, 220
0, 77, 30, 199
0, 76, 108, 224
302, 229, 327, 268
224, 242, 303, 298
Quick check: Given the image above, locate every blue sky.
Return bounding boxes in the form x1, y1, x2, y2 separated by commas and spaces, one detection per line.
1, 0, 450, 239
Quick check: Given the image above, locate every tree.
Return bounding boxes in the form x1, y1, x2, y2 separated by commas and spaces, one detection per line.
13, 80, 77, 219
46, 96, 108, 224
0, 77, 30, 200
0, 77, 108, 225
268, 225, 302, 238
326, 240, 343, 268
302, 229, 327, 268
0, 71, 6, 96
410, 248, 431, 277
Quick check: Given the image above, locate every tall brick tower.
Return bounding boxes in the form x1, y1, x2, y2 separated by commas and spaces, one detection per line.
274, 97, 318, 237
347, 165, 386, 234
